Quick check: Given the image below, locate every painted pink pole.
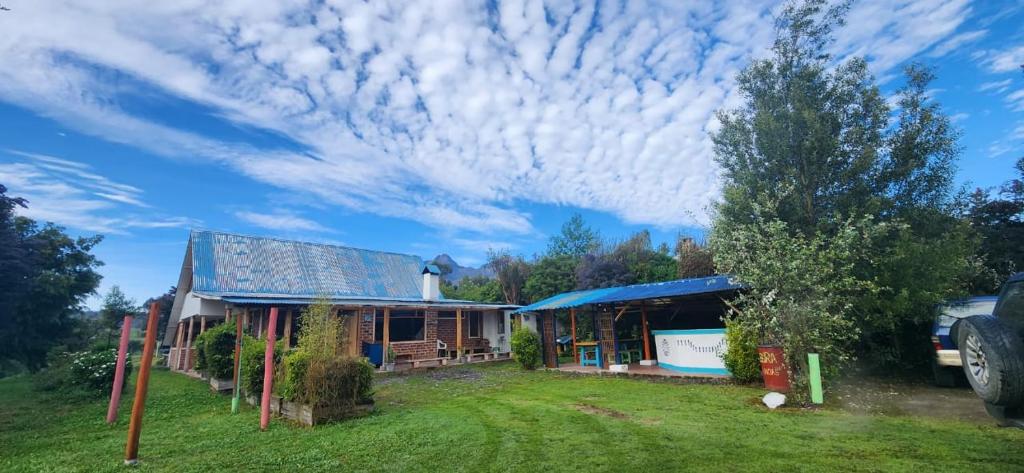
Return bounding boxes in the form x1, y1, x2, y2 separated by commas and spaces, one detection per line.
259, 307, 278, 431
106, 315, 133, 424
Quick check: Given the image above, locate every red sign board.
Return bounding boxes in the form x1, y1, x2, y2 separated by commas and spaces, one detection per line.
757, 345, 790, 392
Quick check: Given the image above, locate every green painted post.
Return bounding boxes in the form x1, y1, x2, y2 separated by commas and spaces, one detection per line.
808, 353, 823, 404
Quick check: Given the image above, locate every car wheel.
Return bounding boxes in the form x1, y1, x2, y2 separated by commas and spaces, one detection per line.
930, 355, 959, 387
957, 315, 1024, 407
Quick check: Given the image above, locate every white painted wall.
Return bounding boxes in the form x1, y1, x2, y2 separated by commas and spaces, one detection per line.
483, 310, 512, 352
180, 291, 227, 320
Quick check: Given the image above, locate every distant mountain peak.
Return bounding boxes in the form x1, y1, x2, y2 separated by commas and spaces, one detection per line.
426, 254, 494, 282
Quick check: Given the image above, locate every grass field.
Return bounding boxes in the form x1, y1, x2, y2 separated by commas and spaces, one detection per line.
1, 362, 1022, 472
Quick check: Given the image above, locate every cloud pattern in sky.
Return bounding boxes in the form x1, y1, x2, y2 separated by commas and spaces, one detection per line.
0, 0, 1017, 238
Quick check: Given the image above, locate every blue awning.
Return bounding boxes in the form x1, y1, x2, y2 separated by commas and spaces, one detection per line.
513, 275, 743, 313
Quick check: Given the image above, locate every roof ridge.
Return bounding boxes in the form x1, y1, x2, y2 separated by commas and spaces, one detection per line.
190, 228, 424, 260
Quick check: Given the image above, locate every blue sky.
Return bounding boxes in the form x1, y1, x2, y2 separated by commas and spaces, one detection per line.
0, 1, 1022, 309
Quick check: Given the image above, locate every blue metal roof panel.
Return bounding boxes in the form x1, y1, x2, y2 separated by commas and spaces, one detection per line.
514, 275, 743, 313
190, 230, 425, 299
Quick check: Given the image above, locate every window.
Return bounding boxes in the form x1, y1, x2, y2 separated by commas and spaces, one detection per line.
497, 313, 505, 334
468, 311, 482, 338
389, 310, 426, 342
373, 309, 384, 342
995, 281, 1024, 327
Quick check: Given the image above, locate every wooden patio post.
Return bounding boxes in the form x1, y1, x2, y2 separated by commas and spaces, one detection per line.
123, 302, 159, 465
200, 316, 207, 335
455, 307, 463, 357
283, 310, 293, 350
382, 307, 391, 362
259, 308, 278, 431
231, 310, 243, 414
184, 316, 196, 371
256, 310, 263, 340
570, 308, 578, 364
173, 322, 184, 370
641, 302, 652, 361
225, 307, 231, 323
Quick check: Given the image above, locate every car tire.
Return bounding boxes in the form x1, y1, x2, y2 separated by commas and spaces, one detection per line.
957, 315, 1024, 407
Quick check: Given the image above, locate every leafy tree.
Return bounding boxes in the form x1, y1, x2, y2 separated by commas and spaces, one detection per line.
442, 276, 503, 303
676, 236, 715, 278
711, 0, 973, 372
965, 156, 1024, 294
0, 185, 31, 357
486, 250, 530, 305
575, 252, 634, 290
7, 219, 103, 371
143, 286, 176, 341
524, 255, 577, 303
99, 286, 138, 346
613, 230, 676, 284
547, 213, 600, 258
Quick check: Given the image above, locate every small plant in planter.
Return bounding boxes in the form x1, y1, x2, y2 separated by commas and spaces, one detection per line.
273, 298, 375, 425
383, 346, 396, 372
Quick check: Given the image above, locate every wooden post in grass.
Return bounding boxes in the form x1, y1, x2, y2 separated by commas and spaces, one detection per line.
640, 302, 651, 362
455, 307, 462, 358
106, 315, 133, 424
124, 302, 159, 465
231, 309, 243, 414
259, 307, 278, 431
570, 308, 578, 364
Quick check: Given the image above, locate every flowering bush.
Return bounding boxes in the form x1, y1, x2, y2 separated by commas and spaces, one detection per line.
35, 347, 132, 397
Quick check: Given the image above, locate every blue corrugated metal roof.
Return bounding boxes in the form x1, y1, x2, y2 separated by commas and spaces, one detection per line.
513, 275, 743, 313
219, 296, 518, 309
190, 230, 425, 299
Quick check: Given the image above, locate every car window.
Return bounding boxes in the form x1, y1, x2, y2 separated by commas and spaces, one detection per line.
937, 300, 996, 327
995, 281, 1024, 326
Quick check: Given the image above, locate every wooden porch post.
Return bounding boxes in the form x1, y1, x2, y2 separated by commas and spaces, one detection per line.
184, 317, 195, 371
570, 308, 578, 364
225, 307, 231, 324
200, 316, 207, 335
283, 309, 293, 350
256, 309, 263, 340
173, 322, 184, 370
455, 307, 463, 356
382, 307, 391, 360
641, 302, 652, 361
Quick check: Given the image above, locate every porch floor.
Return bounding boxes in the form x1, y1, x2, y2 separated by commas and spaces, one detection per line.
552, 362, 730, 380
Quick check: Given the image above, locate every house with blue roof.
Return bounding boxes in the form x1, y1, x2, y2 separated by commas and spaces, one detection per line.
165, 230, 521, 372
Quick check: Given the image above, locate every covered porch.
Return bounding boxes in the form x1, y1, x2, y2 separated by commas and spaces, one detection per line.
168, 294, 519, 373
518, 276, 743, 379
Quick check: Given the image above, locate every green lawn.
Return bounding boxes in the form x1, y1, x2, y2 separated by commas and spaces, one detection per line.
1, 363, 1022, 472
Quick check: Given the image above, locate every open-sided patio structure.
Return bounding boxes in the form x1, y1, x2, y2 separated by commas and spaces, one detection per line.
163, 230, 521, 372
514, 276, 744, 377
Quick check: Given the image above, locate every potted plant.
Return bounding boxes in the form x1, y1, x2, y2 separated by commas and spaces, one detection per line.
383, 346, 396, 372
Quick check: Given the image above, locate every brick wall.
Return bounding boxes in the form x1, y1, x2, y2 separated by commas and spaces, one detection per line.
437, 314, 491, 352
358, 308, 375, 344
389, 309, 440, 360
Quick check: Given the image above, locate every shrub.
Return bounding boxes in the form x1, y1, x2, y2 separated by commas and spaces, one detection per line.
34, 347, 133, 397
195, 323, 236, 379
240, 336, 283, 395
278, 349, 311, 401
722, 318, 761, 383
510, 328, 542, 370
301, 357, 374, 407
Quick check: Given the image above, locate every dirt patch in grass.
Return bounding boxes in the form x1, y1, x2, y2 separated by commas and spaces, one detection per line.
428, 368, 483, 382
832, 378, 991, 424
574, 403, 628, 419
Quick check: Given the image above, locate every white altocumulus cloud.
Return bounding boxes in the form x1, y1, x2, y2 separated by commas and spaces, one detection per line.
0, 0, 971, 234
0, 150, 196, 234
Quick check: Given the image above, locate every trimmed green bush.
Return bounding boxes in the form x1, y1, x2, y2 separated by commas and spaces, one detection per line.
510, 328, 542, 370
240, 336, 283, 395
722, 318, 761, 383
278, 349, 311, 401
194, 323, 236, 379
301, 357, 375, 407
